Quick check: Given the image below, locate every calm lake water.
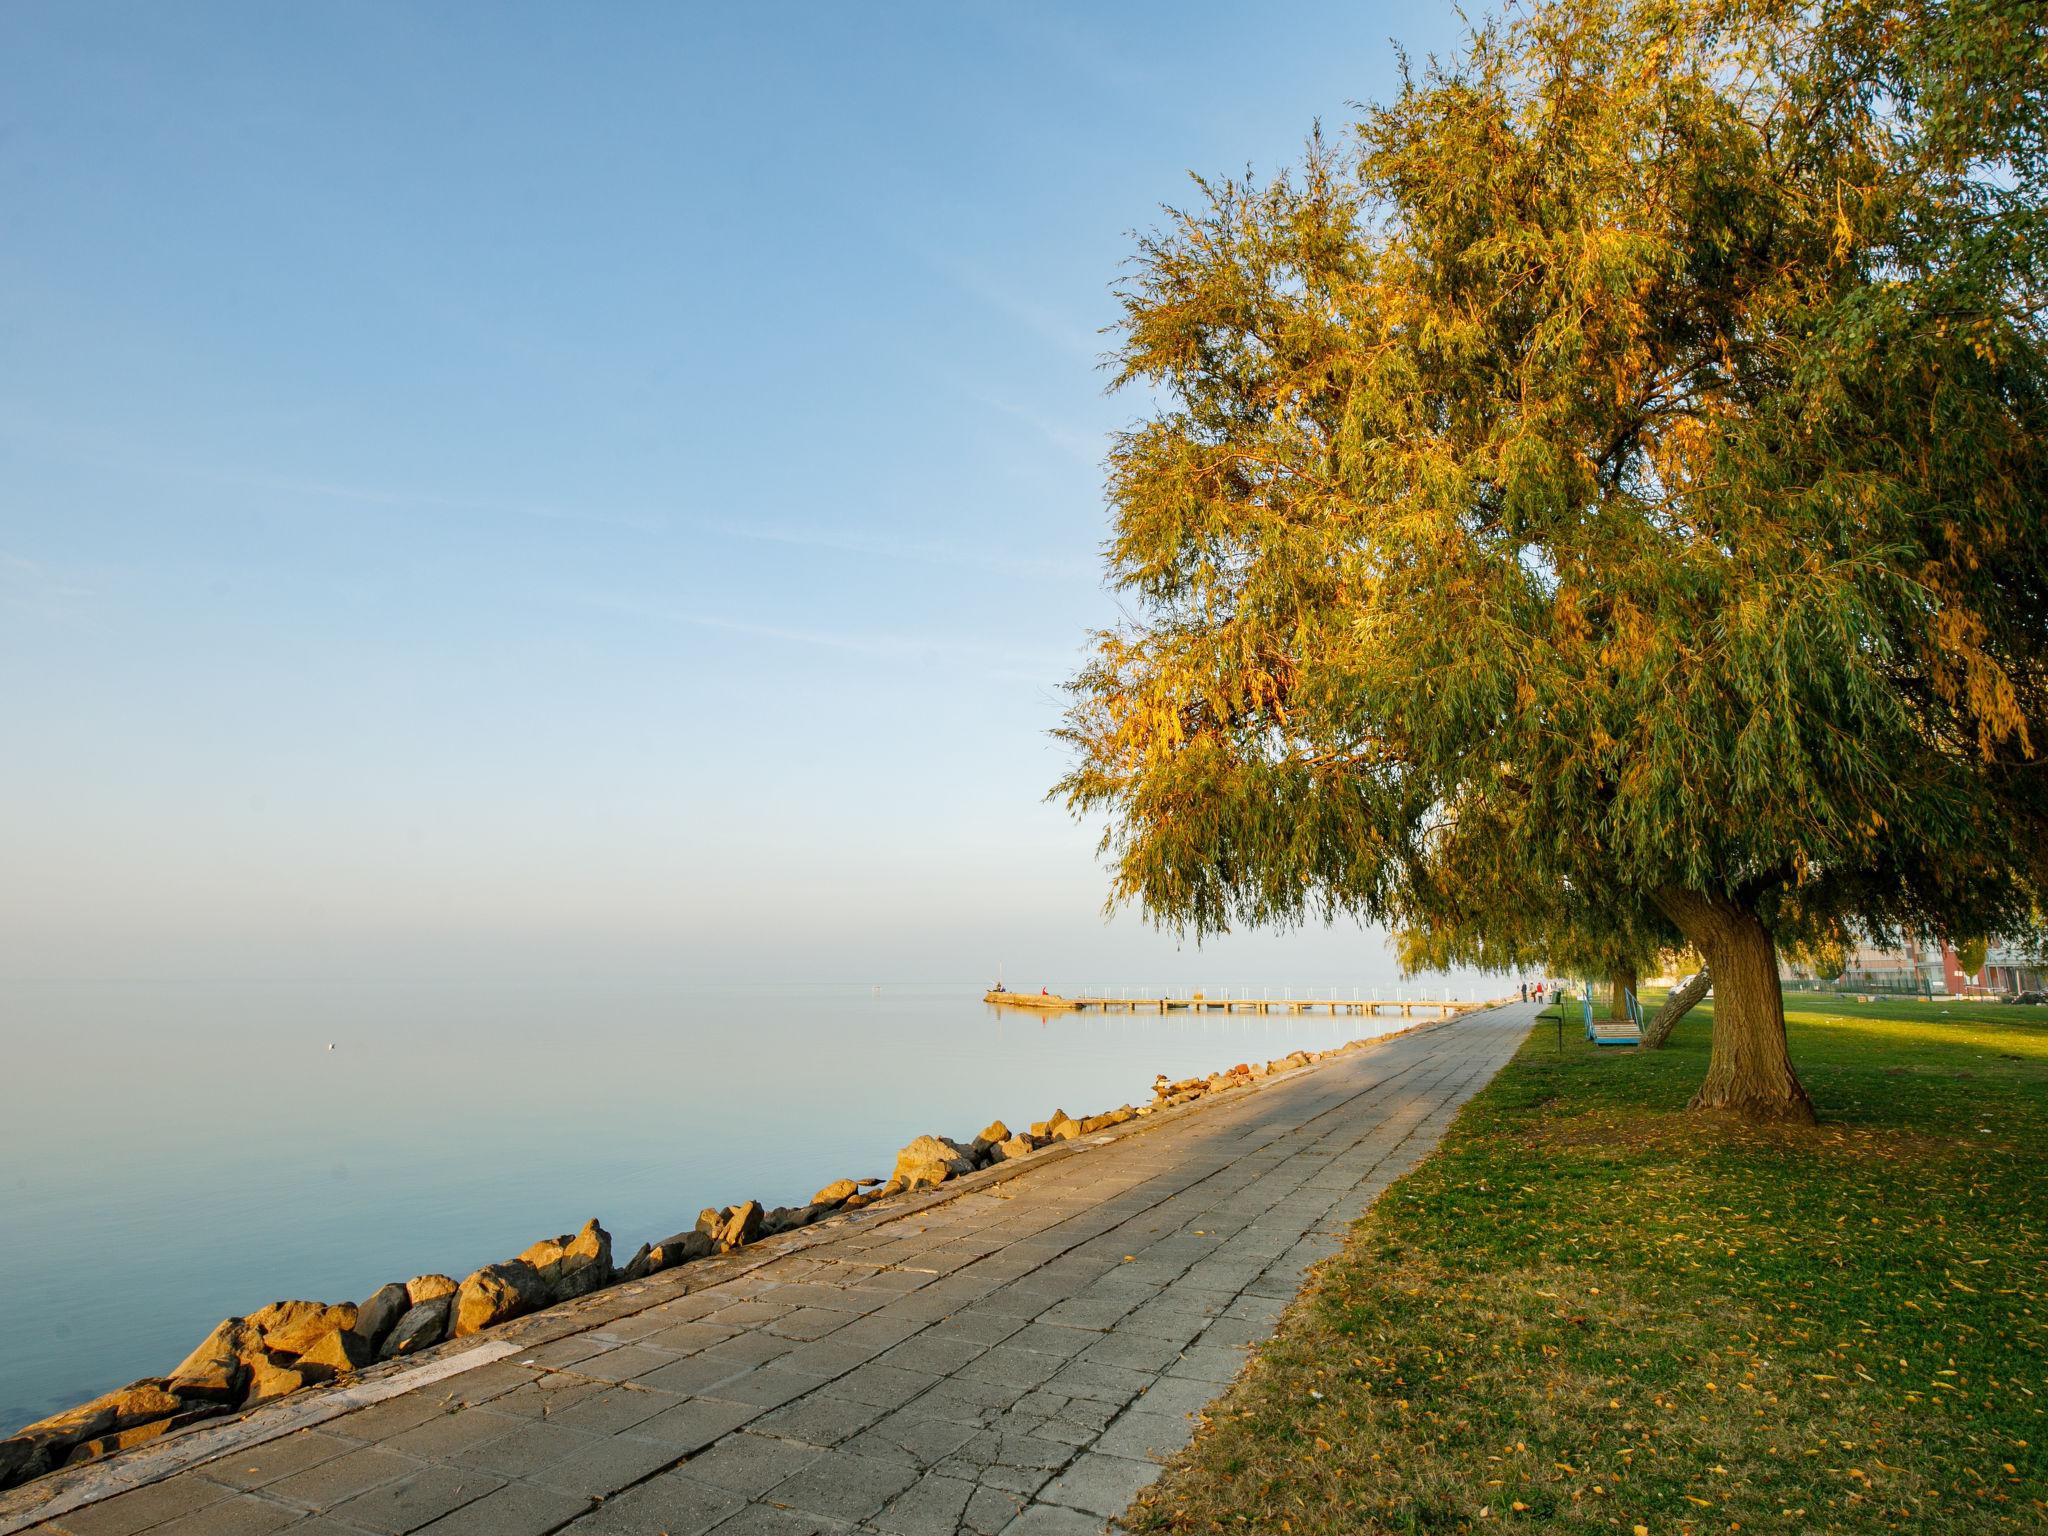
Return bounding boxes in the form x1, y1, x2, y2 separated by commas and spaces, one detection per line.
0, 978, 1464, 1432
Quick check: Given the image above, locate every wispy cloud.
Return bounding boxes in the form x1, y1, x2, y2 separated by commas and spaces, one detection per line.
925, 251, 1106, 362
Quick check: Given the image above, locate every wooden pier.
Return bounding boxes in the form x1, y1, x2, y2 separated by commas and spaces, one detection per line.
982, 990, 1481, 1018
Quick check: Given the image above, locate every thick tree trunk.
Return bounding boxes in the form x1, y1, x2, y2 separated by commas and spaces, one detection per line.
1639, 966, 1711, 1049
1608, 965, 1639, 1024
1654, 889, 1816, 1124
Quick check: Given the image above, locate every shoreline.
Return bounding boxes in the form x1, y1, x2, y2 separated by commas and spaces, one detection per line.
0, 1006, 1498, 1500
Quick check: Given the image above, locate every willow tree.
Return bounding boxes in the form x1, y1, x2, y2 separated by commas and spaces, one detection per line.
1059, 0, 2048, 1122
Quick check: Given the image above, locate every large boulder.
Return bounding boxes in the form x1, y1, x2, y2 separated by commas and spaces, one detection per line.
252, 1301, 359, 1356
976, 1119, 1012, 1147
711, 1201, 764, 1251
354, 1283, 410, 1354
65, 1414, 180, 1466
1029, 1111, 1084, 1141
893, 1135, 977, 1190
517, 1219, 612, 1302
454, 1262, 550, 1337
16, 1380, 181, 1455
294, 1327, 371, 1381
647, 1229, 715, 1271
243, 1355, 305, 1405
0, 1437, 54, 1490
1080, 1107, 1135, 1133
379, 1295, 452, 1359
811, 1177, 880, 1208
406, 1274, 458, 1305
989, 1133, 1039, 1162
166, 1318, 256, 1404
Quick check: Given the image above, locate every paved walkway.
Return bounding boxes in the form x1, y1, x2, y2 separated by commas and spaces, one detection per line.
13, 1004, 1535, 1536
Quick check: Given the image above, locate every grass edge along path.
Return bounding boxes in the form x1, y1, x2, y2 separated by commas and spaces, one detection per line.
1119, 995, 2047, 1535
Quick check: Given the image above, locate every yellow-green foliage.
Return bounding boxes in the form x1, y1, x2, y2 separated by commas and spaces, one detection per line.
1058, 0, 2048, 967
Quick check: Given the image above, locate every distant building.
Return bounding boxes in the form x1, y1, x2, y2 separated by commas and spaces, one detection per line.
1783, 936, 2045, 997
1983, 941, 2047, 996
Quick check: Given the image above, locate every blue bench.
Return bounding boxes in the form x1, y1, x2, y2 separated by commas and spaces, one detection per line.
1585, 985, 1643, 1046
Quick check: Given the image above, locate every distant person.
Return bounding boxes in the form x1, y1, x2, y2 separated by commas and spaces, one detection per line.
1535, 981, 1545, 1003
1520, 981, 1528, 1001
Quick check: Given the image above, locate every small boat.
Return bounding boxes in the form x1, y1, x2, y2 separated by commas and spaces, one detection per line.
983, 989, 1080, 1010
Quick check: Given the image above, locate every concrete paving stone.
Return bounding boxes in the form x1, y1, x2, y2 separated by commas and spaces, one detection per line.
202, 1429, 357, 1490
640, 1292, 735, 1324
816, 1364, 942, 1410
411, 1479, 592, 1536
670, 1431, 821, 1495
922, 1311, 1026, 1348
528, 1432, 684, 1500
630, 1396, 764, 1453
1109, 1307, 1209, 1349
329, 1392, 476, 1444
994, 1496, 1110, 1533
324, 1466, 507, 1535
853, 1270, 935, 1295
483, 1373, 612, 1420
960, 1482, 1031, 1535
963, 1288, 1058, 1321
1037, 1361, 1153, 1408
584, 1312, 686, 1344
1033, 1298, 1136, 1333
749, 1392, 890, 1447
842, 1409, 983, 1469
910, 1376, 1030, 1421
1219, 1294, 1287, 1323
378, 1406, 525, 1461
761, 1308, 853, 1342
764, 1451, 920, 1523
956, 1345, 1065, 1391
447, 1413, 606, 1477
441, 1360, 548, 1401
562, 1468, 744, 1535
544, 1385, 691, 1436
636, 1353, 751, 1395
1090, 1411, 1196, 1463
1073, 1331, 1184, 1374
702, 1299, 797, 1326
813, 1313, 925, 1353
872, 1334, 987, 1377
1192, 1314, 1277, 1349
1166, 1344, 1247, 1384
703, 1504, 850, 1536
869, 1471, 976, 1536
141, 1494, 305, 1536
1004, 1324, 1098, 1361
939, 1427, 1075, 1480
698, 1332, 798, 1370
266, 1446, 427, 1508
1126, 1374, 1225, 1422
38, 1476, 236, 1536
575, 1344, 685, 1382
1037, 1451, 1162, 1518
710, 1365, 837, 1410
774, 1338, 890, 1379
643, 1320, 745, 1353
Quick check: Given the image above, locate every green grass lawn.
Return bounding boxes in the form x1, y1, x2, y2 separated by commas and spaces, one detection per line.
1125, 994, 2047, 1534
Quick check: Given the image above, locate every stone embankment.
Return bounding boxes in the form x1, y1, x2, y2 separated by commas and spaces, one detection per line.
0, 1026, 1430, 1495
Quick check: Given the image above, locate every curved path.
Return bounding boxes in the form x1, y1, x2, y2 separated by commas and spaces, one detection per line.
6, 1003, 1537, 1536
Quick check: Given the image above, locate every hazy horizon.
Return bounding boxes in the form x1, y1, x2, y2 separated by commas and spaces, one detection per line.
0, 3, 1475, 988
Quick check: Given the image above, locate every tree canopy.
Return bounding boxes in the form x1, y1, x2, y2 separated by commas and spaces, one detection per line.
1059, 0, 2048, 1121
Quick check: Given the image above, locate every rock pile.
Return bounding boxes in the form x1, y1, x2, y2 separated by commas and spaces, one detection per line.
0, 1019, 1455, 1495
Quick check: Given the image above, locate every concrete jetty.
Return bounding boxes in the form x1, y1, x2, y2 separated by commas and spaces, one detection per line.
984, 990, 1483, 1017
1, 1003, 1536, 1536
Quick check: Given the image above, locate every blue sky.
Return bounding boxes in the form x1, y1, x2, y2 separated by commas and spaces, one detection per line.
0, 2, 1482, 987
